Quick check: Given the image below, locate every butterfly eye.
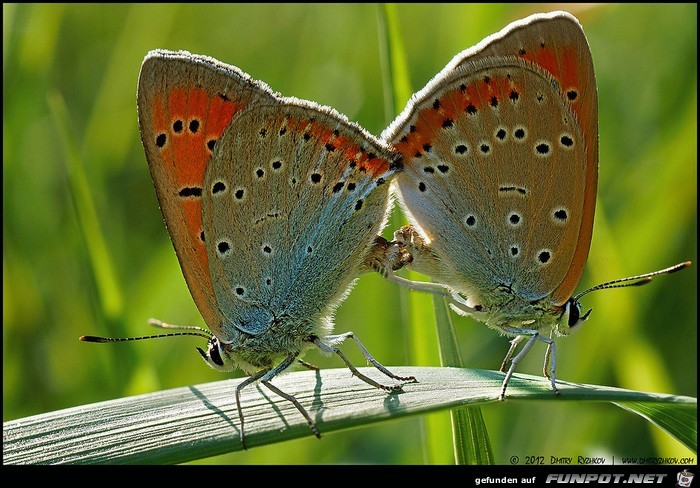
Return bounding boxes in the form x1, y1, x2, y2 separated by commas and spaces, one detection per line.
564, 298, 592, 332
197, 337, 234, 372
566, 299, 580, 326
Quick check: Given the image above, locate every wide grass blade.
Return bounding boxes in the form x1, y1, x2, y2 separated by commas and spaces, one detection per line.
4, 367, 695, 464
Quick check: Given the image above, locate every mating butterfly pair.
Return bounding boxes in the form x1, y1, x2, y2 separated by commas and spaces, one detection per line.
81, 11, 689, 447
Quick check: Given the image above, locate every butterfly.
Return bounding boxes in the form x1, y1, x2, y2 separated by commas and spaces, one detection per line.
371, 11, 690, 399
81, 49, 415, 448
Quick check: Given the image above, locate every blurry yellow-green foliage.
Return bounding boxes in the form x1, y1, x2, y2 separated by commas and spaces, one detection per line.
3, 3, 696, 464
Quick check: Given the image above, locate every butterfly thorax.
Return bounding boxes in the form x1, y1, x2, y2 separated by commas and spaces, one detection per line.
472, 289, 566, 335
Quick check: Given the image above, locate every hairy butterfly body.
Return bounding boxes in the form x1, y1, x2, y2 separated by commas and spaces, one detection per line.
376, 12, 690, 398
81, 50, 415, 447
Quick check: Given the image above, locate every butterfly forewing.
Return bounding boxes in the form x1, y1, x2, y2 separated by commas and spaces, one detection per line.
203, 101, 401, 337
137, 50, 277, 329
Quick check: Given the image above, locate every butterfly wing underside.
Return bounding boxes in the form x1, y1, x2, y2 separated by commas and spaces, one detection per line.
202, 100, 400, 338
384, 11, 597, 306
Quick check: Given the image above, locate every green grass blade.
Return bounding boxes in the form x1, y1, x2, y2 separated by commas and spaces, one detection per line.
614, 401, 697, 454
47, 90, 137, 388
47, 90, 124, 321
378, 3, 413, 118
377, 3, 451, 464
433, 299, 494, 464
432, 297, 463, 366
4, 367, 694, 464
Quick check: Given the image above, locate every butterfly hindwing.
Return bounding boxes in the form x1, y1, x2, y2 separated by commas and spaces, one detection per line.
203, 100, 401, 337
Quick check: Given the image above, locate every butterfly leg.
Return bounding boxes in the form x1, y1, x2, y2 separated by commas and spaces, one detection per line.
314, 334, 417, 391
370, 227, 484, 316
235, 369, 267, 449
542, 339, 557, 390
260, 354, 321, 440
499, 327, 559, 400
498, 332, 537, 401
297, 358, 320, 371
381, 271, 482, 316
236, 355, 321, 448
365, 235, 459, 301
499, 335, 525, 373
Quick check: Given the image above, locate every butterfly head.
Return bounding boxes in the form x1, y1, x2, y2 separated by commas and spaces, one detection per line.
556, 296, 592, 336
197, 334, 236, 372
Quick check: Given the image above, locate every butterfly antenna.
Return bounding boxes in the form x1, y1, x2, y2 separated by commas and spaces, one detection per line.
573, 261, 691, 301
79, 319, 213, 343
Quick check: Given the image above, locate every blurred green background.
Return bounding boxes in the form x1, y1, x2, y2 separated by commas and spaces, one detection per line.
3, 3, 696, 464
